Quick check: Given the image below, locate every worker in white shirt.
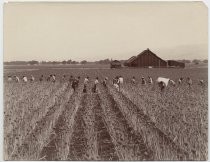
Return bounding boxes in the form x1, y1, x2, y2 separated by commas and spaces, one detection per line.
148, 76, 153, 84
14, 76, 20, 83
118, 76, 123, 91
83, 76, 89, 93
7, 76, 12, 82
92, 77, 99, 93
118, 76, 123, 84
52, 74, 56, 83
22, 76, 28, 83
156, 77, 170, 91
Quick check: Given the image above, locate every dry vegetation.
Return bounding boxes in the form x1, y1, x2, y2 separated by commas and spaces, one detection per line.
4, 67, 208, 160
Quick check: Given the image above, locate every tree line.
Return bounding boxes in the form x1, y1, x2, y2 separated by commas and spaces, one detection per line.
4, 59, 112, 65
4, 59, 208, 65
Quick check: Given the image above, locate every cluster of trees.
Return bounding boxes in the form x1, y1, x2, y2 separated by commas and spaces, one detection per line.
4, 59, 112, 65
4, 58, 207, 65
177, 59, 208, 64
41, 60, 80, 65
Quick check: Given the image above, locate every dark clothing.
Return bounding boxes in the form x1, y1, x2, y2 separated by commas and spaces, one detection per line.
92, 84, 97, 93
69, 77, 74, 83
159, 82, 165, 91
83, 85, 87, 93
47, 77, 50, 81
72, 80, 77, 91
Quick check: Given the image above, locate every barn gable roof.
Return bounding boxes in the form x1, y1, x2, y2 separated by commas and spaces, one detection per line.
137, 48, 166, 63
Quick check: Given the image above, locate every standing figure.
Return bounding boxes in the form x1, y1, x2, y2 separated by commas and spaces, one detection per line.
178, 77, 184, 84
39, 75, 44, 82
102, 77, 108, 87
118, 76, 124, 91
14, 76, 20, 83
113, 76, 119, 91
148, 76, 153, 84
47, 75, 52, 82
75, 76, 80, 88
141, 77, 146, 85
69, 75, 74, 84
187, 77, 192, 87
83, 76, 89, 93
52, 74, 56, 83
30, 75, 35, 82
131, 76, 136, 84
92, 77, 99, 93
62, 75, 66, 82
72, 78, 78, 92
113, 76, 118, 85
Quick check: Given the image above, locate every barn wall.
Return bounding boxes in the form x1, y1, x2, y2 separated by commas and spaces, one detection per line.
134, 52, 167, 67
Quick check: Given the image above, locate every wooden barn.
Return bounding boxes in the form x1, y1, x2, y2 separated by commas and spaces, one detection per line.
124, 48, 167, 68
167, 60, 185, 68
110, 60, 121, 68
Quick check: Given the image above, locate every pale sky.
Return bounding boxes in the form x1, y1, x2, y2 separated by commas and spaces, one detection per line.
3, 2, 208, 61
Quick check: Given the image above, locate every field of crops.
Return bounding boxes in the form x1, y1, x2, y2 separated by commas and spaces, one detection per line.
3, 66, 208, 160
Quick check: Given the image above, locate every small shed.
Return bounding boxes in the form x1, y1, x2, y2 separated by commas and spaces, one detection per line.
110, 60, 121, 68
167, 60, 185, 68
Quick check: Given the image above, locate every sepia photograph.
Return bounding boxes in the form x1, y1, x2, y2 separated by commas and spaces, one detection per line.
3, 1, 208, 161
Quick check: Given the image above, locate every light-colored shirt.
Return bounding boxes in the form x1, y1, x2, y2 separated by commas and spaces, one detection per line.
148, 78, 153, 84
188, 79, 192, 85
95, 79, 99, 85
118, 77, 123, 84
8, 77, 12, 82
84, 78, 89, 85
114, 83, 119, 91
169, 80, 176, 86
157, 77, 170, 87
15, 77, 20, 82
52, 76, 56, 81
23, 77, 27, 82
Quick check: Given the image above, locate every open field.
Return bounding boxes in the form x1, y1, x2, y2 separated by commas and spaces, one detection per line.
3, 66, 208, 160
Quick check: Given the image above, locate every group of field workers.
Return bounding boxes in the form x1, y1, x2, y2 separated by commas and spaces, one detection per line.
7, 75, 35, 83
131, 76, 203, 91
7, 74, 204, 92
112, 75, 204, 92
